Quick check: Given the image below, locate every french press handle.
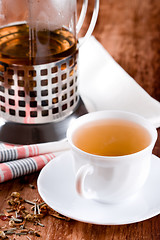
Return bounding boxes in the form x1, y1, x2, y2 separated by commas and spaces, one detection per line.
76, 0, 99, 48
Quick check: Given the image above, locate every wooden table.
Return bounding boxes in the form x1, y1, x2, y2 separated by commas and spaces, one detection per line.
0, 0, 160, 239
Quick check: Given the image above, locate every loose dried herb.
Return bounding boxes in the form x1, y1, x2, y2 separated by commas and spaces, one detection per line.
0, 231, 7, 239
0, 216, 8, 222
28, 184, 36, 189
0, 191, 71, 239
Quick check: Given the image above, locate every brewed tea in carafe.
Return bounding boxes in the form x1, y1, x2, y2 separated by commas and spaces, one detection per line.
0, 24, 77, 65
0, 0, 77, 65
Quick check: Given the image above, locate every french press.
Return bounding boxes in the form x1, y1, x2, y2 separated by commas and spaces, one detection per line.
0, 0, 99, 144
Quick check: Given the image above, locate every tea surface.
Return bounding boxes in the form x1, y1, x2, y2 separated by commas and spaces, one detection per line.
0, 23, 76, 65
72, 119, 151, 156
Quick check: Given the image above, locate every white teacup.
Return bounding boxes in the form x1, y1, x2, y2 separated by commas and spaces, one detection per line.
67, 111, 157, 204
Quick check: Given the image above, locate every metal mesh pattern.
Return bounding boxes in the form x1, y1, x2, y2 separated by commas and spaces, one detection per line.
0, 51, 79, 124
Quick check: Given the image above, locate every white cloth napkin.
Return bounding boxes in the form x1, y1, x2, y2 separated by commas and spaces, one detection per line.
79, 36, 160, 128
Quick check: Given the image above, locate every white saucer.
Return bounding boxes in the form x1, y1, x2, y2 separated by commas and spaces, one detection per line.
37, 151, 160, 225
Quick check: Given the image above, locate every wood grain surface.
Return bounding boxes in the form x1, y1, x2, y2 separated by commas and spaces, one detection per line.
0, 0, 160, 239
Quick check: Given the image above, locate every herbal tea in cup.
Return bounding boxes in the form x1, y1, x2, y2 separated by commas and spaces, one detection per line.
67, 111, 157, 204
72, 118, 151, 157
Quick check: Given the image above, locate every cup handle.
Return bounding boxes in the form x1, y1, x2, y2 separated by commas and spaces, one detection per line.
76, 0, 99, 48
76, 163, 96, 199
